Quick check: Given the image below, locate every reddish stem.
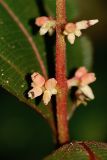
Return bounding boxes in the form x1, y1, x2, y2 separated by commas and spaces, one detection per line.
56, 0, 69, 145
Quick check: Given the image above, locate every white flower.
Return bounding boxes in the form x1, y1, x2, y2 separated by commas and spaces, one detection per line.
35, 16, 56, 36
67, 67, 96, 105
28, 72, 45, 99
28, 72, 57, 105
63, 19, 99, 44
43, 78, 57, 105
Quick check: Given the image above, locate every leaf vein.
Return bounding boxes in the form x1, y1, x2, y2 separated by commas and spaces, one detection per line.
0, 53, 24, 78
0, 0, 47, 78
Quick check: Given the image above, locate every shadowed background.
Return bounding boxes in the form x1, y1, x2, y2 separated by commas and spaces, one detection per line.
0, 0, 107, 159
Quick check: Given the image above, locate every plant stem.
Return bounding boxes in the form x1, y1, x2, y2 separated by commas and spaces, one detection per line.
56, 0, 69, 145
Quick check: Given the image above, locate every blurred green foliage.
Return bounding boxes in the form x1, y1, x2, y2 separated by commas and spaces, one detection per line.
0, 0, 107, 159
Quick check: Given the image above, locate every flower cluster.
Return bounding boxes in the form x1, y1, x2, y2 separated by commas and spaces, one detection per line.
63, 19, 99, 44
35, 16, 99, 45
35, 16, 56, 36
28, 72, 57, 105
29, 16, 98, 106
28, 67, 96, 106
67, 67, 96, 106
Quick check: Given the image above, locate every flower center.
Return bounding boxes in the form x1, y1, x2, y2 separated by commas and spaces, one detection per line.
65, 23, 76, 33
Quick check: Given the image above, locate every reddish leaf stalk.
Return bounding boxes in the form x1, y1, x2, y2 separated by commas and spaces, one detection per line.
56, 0, 69, 144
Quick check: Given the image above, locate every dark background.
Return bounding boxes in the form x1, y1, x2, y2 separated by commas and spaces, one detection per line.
0, 0, 107, 159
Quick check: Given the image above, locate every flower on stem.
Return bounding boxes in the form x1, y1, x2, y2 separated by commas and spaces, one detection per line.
28, 72, 45, 99
43, 78, 57, 105
35, 16, 56, 36
67, 67, 96, 106
28, 72, 57, 105
63, 19, 99, 44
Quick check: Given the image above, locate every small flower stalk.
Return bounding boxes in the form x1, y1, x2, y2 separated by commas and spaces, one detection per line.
35, 16, 56, 36
67, 67, 96, 106
28, 72, 57, 105
63, 19, 99, 44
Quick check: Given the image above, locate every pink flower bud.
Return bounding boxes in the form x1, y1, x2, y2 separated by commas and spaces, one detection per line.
75, 67, 87, 79
35, 16, 49, 26
80, 73, 96, 86
65, 23, 76, 33
31, 72, 45, 87
28, 72, 57, 105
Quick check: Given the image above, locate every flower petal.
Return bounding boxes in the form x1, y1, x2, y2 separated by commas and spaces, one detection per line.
80, 85, 95, 100
75, 67, 87, 79
28, 87, 43, 99
88, 19, 99, 26
31, 72, 45, 87
43, 90, 51, 105
39, 20, 56, 35
75, 30, 82, 37
67, 33, 75, 44
76, 20, 88, 30
76, 19, 99, 30
39, 24, 49, 35
45, 78, 57, 90
63, 30, 68, 35
51, 88, 57, 95
67, 77, 79, 89
48, 28, 54, 36
80, 73, 96, 86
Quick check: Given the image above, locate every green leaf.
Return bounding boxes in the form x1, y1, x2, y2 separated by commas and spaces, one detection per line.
0, 0, 54, 126
44, 141, 107, 160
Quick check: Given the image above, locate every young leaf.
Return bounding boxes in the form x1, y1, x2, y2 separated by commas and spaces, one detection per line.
44, 141, 107, 160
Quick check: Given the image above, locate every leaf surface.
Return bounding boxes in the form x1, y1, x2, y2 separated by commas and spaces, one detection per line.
44, 141, 107, 160
0, 0, 54, 125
